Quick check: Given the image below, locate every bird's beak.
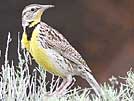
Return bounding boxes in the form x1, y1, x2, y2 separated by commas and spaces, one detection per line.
40, 5, 54, 11
33, 5, 54, 23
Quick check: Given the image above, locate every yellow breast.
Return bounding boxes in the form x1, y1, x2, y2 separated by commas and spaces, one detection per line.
22, 26, 64, 77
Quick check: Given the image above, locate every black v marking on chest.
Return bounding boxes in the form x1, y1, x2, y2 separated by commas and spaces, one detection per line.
25, 22, 40, 41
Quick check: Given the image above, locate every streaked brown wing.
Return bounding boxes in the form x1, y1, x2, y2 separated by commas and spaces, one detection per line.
39, 22, 91, 72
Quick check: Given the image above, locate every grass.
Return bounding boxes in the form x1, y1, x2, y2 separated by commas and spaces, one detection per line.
0, 33, 134, 101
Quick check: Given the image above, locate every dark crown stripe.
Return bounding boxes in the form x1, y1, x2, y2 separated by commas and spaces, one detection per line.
26, 22, 40, 41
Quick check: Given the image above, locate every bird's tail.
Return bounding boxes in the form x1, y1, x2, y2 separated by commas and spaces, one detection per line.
80, 71, 104, 97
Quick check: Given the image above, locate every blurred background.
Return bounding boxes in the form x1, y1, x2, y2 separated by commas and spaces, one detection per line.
0, 0, 134, 88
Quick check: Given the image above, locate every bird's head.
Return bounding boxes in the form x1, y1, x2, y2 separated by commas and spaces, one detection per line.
22, 4, 54, 27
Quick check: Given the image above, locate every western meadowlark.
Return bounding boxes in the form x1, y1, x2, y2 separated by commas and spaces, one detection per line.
21, 4, 103, 97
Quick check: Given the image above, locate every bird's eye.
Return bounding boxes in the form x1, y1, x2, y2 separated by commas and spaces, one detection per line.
31, 8, 35, 11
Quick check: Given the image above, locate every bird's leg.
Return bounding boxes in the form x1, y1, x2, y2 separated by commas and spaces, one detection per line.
55, 79, 67, 92
56, 75, 73, 95
48, 78, 67, 96
49, 75, 73, 96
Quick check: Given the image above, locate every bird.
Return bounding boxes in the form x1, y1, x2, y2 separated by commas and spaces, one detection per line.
21, 4, 103, 97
